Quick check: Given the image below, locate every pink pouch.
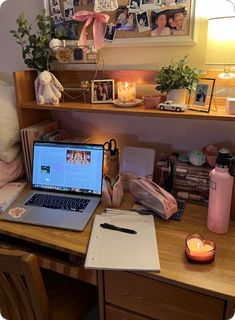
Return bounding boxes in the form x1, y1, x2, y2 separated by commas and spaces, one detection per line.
102, 175, 123, 208
129, 177, 177, 220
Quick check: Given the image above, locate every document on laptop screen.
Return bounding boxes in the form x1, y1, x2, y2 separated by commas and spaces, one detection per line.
32, 142, 103, 195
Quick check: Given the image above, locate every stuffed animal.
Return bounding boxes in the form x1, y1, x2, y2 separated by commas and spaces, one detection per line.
35, 71, 64, 105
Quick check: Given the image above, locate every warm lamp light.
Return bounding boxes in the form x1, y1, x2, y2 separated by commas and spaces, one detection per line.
206, 16, 235, 79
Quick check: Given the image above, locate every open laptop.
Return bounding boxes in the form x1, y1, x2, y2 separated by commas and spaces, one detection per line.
1, 141, 104, 231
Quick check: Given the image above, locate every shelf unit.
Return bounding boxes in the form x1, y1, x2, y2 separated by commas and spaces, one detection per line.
13, 69, 235, 219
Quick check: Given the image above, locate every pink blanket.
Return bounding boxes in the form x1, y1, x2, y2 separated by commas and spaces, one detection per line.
0, 154, 24, 188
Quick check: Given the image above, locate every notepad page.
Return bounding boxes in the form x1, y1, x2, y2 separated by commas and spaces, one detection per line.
85, 214, 160, 271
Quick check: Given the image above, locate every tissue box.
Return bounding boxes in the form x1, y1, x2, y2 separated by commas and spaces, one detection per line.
226, 98, 235, 114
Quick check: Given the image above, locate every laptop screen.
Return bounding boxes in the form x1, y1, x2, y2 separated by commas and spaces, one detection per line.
32, 142, 104, 196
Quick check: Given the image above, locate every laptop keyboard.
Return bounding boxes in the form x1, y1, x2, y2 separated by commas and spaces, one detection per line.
25, 193, 90, 213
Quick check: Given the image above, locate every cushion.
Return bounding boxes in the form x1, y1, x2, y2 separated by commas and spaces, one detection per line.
0, 83, 21, 163
0, 154, 24, 188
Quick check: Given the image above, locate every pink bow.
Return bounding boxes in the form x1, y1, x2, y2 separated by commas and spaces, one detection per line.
73, 11, 109, 50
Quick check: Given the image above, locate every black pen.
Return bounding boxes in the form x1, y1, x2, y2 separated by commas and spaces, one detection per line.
100, 223, 137, 234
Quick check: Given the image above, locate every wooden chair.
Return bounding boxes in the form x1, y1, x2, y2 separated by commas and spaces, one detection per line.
0, 248, 98, 320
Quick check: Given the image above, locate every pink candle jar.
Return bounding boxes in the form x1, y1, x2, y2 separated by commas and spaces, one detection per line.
185, 234, 216, 264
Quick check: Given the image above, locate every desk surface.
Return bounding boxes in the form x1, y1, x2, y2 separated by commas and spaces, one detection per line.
0, 192, 234, 302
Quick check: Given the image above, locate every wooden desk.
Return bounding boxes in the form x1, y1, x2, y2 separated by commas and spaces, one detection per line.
0, 194, 234, 320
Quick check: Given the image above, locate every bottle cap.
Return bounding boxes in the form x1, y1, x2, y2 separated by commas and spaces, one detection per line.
216, 148, 231, 167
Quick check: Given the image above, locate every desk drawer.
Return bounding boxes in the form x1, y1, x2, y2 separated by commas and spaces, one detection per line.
106, 305, 149, 320
104, 271, 225, 320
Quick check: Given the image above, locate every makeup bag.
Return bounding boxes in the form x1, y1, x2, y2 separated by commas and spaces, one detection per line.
129, 177, 178, 220
102, 174, 123, 208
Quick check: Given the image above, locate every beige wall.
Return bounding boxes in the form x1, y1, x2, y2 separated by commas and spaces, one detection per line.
54, 0, 235, 153
0, 0, 44, 79
0, 0, 234, 153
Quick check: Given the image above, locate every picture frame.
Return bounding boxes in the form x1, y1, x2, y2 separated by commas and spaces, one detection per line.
188, 78, 215, 113
91, 80, 115, 103
47, 0, 196, 47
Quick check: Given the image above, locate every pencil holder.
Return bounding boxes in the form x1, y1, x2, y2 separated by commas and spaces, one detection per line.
103, 150, 119, 181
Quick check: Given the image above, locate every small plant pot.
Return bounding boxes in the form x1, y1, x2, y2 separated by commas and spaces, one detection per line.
143, 95, 162, 109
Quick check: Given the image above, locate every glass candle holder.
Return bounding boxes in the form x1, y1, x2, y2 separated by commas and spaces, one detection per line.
117, 82, 136, 103
185, 233, 216, 264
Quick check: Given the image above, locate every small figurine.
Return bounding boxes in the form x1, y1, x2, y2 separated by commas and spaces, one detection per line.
35, 71, 64, 105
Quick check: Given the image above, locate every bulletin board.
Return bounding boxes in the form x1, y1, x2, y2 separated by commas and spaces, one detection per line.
48, 0, 196, 47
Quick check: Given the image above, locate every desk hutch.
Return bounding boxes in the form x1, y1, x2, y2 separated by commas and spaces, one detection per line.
9, 69, 235, 320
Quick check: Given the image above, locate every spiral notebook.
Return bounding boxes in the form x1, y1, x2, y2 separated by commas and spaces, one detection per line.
85, 211, 160, 271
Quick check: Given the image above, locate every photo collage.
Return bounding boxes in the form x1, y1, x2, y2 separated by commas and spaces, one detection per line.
49, 0, 78, 40
48, 0, 188, 43
104, 0, 188, 41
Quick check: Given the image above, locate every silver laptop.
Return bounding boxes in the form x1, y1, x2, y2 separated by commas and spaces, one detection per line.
2, 141, 104, 231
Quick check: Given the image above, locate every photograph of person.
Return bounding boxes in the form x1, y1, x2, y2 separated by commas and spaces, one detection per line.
66, 150, 91, 165
136, 11, 150, 32
64, 8, 74, 21
53, 14, 64, 25
51, 6, 61, 15
194, 84, 208, 106
50, 0, 59, 7
104, 24, 116, 42
91, 80, 115, 104
171, 11, 187, 35
116, 7, 136, 31
129, 0, 141, 12
151, 11, 171, 36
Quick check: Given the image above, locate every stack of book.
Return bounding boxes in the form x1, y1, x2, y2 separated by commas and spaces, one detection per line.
21, 120, 90, 181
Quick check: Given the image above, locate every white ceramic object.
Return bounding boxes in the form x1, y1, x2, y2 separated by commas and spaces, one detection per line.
112, 99, 142, 108
166, 88, 187, 105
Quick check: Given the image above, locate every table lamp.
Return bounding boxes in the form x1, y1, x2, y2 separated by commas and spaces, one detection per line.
205, 16, 235, 79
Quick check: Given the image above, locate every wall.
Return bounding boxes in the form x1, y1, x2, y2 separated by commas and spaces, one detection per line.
0, 0, 234, 154
54, 0, 235, 154
0, 0, 44, 80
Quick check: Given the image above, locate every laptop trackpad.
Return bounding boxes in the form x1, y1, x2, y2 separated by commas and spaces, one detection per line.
22, 206, 65, 226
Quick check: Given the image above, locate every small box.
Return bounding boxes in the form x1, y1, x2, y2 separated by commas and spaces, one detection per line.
226, 97, 235, 115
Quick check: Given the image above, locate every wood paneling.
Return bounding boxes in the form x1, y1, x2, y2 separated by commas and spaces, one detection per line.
106, 305, 149, 320
104, 271, 225, 320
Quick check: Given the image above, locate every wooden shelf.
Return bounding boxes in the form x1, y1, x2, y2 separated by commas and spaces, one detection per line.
20, 101, 235, 121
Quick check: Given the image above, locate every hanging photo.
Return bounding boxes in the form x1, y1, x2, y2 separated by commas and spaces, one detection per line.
128, 0, 141, 13
53, 14, 64, 24
116, 6, 137, 31
64, 0, 75, 21
141, 0, 161, 11
136, 11, 150, 32
104, 24, 117, 42
188, 78, 215, 113
151, 7, 187, 37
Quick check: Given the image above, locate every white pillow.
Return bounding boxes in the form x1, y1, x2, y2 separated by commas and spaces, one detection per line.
0, 84, 21, 163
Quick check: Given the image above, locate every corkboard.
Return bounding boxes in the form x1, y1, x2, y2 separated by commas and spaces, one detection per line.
53, 0, 194, 41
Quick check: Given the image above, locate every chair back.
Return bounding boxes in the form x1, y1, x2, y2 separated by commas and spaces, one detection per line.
0, 248, 49, 320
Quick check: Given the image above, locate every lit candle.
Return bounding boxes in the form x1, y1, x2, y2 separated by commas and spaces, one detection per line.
117, 82, 136, 103
185, 234, 216, 263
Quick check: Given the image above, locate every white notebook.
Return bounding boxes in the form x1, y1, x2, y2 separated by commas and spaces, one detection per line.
85, 212, 160, 271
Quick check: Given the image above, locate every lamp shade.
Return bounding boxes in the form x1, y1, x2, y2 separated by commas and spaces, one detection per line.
205, 16, 235, 65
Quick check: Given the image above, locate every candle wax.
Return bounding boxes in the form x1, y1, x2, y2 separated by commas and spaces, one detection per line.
187, 238, 214, 256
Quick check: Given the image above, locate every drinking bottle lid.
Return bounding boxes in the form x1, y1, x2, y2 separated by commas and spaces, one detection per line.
216, 148, 231, 167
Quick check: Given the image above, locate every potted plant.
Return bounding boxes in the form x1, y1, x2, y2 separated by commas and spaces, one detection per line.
10, 11, 64, 105
155, 56, 200, 105
10, 10, 52, 73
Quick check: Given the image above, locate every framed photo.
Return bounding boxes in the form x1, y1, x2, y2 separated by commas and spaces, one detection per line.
91, 80, 115, 103
188, 78, 215, 113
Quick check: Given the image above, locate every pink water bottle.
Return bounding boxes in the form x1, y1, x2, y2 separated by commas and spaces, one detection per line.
207, 148, 234, 234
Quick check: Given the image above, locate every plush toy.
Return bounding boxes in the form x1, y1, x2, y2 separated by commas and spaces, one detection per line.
35, 71, 64, 105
